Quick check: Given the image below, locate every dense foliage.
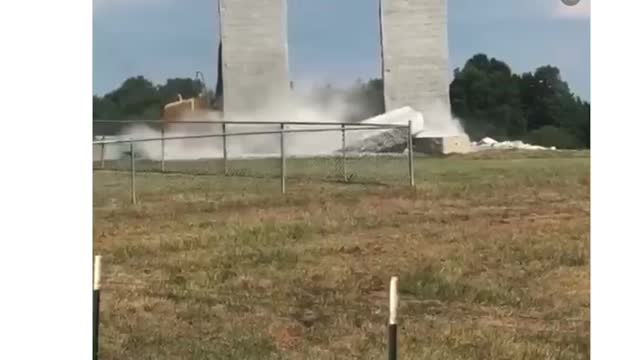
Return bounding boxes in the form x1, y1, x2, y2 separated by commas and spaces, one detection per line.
450, 54, 589, 148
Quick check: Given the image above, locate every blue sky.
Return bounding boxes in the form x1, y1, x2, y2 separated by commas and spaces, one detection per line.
93, 0, 590, 100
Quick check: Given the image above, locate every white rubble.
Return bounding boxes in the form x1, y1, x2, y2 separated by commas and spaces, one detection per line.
472, 137, 556, 151
359, 106, 425, 135
342, 107, 425, 153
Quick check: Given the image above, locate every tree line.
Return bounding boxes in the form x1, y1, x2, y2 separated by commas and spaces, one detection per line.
449, 54, 589, 149
93, 53, 589, 148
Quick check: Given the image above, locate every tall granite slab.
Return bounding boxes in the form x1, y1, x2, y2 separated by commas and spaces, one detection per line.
380, 0, 451, 126
218, 0, 290, 118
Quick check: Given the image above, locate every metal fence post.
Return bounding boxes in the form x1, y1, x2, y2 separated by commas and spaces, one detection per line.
222, 122, 228, 176
100, 142, 106, 169
161, 127, 166, 172
408, 121, 415, 187
93, 255, 102, 360
130, 143, 136, 205
280, 123, 286, 194
341, 124, 347, 182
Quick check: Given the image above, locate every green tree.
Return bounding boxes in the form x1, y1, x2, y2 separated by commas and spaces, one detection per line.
449, 55, 589, 148
106, 76, 162, 120
521, 66, 570, 131
450, 54, 526, 140
93, 76, 162, 135
519, 65, 590, 148
526, 125, 581, 149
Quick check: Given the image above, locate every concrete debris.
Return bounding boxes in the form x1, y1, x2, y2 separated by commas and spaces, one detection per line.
472, 137, 557, 151
414, 134, 472, 155
479, 137, 498, 146
341, 107, 424, 153
344, 127, 408, 153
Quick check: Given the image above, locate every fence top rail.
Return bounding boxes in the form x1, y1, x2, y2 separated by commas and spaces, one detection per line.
92, 125, 406, 145
93, 119, 407, 128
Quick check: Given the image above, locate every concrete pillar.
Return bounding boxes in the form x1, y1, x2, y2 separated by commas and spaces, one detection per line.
218, 0, 290, 119
380, 0, 451, 125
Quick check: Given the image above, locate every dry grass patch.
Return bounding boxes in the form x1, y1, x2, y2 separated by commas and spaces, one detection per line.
94, 153, 589, 359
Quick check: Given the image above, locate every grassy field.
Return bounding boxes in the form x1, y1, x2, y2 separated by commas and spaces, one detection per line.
93, 150, 590, 359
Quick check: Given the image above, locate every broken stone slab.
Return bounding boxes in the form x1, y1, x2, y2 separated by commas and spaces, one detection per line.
342, 107, 424, 153
413, 134, 472, 155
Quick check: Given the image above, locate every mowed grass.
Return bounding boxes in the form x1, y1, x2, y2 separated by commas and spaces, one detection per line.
93, 150, 590, 360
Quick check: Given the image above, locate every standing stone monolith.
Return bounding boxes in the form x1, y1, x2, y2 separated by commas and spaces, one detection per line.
218, 0, 290, 119
380, 0, 451, 132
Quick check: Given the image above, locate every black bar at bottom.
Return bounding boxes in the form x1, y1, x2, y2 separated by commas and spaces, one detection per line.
93, 289, 100, 360
388, 323, 397, 360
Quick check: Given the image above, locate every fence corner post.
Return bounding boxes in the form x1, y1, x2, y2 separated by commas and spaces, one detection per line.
100, 140, 106, 170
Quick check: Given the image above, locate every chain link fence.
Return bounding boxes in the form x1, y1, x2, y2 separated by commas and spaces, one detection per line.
93, 120, 414, 201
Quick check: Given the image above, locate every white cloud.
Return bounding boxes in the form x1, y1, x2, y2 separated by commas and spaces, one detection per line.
551, 0, 591, 19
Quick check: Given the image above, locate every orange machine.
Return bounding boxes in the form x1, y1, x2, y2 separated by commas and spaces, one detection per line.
162, 94, 209, 125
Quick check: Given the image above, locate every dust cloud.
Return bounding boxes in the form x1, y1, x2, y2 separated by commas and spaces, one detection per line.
100, 91, 468, 160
